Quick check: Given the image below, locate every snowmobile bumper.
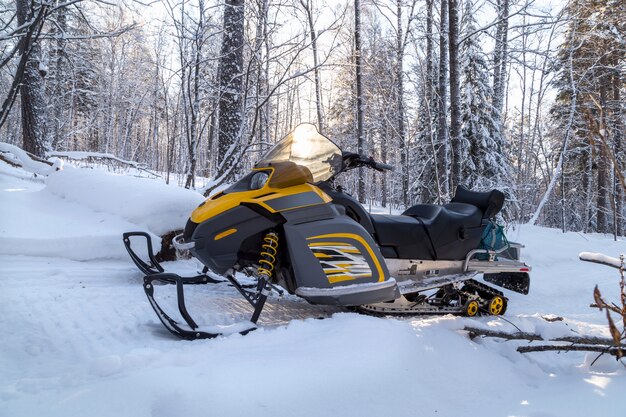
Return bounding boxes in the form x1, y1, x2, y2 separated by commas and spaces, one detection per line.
122, 231, 164, 275
172, 233, 194, 250
295, 278, 399, 306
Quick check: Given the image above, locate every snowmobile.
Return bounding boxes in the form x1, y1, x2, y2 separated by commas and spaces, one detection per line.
123, 123, 531, 340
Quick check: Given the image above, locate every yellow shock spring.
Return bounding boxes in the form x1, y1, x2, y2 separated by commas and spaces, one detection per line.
257, 232, 279, 278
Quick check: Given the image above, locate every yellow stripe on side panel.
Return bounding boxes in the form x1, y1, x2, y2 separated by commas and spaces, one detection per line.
308, 242, 352, 247
214, 228, 237, 241
306, 233, 385, 282
328, 275, 357, 284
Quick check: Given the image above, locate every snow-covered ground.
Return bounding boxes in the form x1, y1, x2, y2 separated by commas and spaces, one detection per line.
1, 162, 624, 417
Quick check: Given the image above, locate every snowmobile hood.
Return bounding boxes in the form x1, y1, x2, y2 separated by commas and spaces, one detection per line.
190, 164, 332, 224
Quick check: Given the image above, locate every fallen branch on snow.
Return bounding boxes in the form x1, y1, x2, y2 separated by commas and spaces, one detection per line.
464, 326, 625, 359
517, 344, 623, 356
464, 326, 615, 346
49, 151, 161, 178
0, 142, 62, 175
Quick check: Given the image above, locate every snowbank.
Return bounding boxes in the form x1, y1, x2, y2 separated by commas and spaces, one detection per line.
45, 166, 204, 235
0, 163, 204, 260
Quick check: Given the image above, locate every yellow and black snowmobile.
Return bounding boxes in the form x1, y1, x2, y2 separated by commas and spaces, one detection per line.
123, 123, 531, 339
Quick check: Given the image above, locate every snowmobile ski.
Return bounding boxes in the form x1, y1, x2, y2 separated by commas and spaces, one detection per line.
124, 231, 268, 339
142, 272, 269, 340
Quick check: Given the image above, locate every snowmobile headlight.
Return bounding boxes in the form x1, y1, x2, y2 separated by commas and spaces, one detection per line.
250, 171, 270, 190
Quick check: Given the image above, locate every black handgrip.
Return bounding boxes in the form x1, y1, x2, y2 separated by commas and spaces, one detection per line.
373, 161, 394, 171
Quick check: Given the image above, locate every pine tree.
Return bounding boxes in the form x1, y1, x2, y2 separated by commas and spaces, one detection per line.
459, 0, 510, 192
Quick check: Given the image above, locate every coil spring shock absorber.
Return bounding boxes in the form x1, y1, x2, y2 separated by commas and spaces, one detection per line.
250, 231, 279, 323
257, 232, 279, 279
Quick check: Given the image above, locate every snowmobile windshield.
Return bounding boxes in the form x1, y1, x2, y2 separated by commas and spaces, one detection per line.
257, 123, 343, 183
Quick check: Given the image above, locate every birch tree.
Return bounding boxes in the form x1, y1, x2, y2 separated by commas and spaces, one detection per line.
492, 0, 509, 122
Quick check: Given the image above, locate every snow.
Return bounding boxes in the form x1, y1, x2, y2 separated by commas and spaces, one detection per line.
1, 162, 625, 417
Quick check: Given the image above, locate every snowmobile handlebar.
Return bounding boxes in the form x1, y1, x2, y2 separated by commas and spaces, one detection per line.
341, 152, 394, 173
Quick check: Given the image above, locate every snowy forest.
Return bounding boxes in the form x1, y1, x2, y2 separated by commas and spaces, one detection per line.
1, 0, 624, 236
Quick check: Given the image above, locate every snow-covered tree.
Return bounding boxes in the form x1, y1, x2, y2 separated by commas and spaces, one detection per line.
459, 0, 511, 193
547, 0, 625, 235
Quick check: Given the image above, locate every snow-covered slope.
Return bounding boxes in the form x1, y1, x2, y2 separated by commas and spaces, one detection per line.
1, 164, 624, 417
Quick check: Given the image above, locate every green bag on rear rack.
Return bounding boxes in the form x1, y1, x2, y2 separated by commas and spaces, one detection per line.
477, 221, 509, 260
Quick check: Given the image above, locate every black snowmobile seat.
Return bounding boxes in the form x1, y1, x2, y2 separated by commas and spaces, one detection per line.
426, 202, 483, 259
401, 204, 441, 221
370, 214, 434, 259
372, 200, 484, 260
451, 185, 504, 219
381, 200, 484, 260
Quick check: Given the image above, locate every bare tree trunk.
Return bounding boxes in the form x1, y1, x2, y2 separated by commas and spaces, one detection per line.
396, 0, 408, 206
583, 141, 594, 232
448, 0, 461, 191
425, 0, 435, 109
381, 109, 388, 207
518, 15, 530, 190
253, 0, 270, 147
597, 72, 610, 233
301, 0, 324, 133
185, 0, 205, 189
355, 0, 365, 202
613, 72, 624, 236
17, 0, 49, 157
492, 0, 509, 118
437, 0, 449, 197
423, 0, 442, 204
217, 0, 245, 181
51, 5, 67, 150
